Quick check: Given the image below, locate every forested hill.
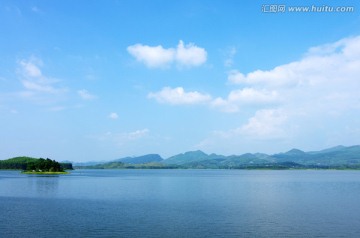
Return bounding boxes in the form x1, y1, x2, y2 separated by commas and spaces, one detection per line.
0, 157, 73, 171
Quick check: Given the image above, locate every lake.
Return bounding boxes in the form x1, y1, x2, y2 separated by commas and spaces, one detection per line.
1, 169, 360, 237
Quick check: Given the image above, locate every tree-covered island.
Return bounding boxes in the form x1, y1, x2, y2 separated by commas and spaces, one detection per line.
0, 157, 73, 174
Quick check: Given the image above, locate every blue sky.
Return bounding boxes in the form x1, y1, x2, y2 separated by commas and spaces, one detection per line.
1, 0, 360, 162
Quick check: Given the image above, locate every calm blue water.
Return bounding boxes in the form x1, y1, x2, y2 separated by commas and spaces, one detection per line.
1, 169, 360, 237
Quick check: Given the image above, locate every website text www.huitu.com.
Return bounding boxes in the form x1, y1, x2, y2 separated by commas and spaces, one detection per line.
262, 4, 355, 13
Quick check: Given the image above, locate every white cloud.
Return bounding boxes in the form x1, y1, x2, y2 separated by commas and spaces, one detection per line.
210, 97, 239, 113
148, 87, 212, 105
125, 129, 150, 140
228, 36, 360, 88
22, 80, 58, 93
239, 109, 288, 139
18, 57, 66, 95
228, 67, 300, 87
127, 44, 175, 68
223, 35, 360, 115
175, 40, 207, 67
149, 86, 279, 112
148, 36, 360, 117
108, 112, 119, 120
194, 108, 292, 155
127, 40, 207, 68
211, 88, 279, 112
197, 35, 360, 154
78, 89, 97, 100
19, 58, 42, 77
208, 109, 288, 140
228, 88, 278, 104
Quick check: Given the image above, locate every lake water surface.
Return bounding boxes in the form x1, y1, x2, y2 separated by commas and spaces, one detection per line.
1, 169, 360, 237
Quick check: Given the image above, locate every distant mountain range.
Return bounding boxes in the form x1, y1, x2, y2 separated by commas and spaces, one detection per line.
74, 145, 360, 169
114, 154, 163, 164
72, 154, 163, 166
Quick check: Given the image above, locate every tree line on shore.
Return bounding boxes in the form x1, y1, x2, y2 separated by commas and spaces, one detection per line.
0, 157, 73, 172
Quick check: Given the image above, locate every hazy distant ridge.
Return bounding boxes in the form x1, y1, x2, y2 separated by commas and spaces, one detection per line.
75, 145, 360, 169
114, 154, 163, 164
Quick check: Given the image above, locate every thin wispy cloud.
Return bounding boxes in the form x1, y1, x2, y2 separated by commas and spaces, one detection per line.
78, 89, 97, 100
18, 57, 66, 95
96, 129, 150, 146
224, 47, 237, 67
31, 6, 40, 13
108, 112, 119, 120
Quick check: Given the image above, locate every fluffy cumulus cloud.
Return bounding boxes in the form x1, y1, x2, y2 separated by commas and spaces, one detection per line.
223, 36, 360, 116
227, 36, 360, 88
149, 36, 360, 115
195, 106, 301, 155
196, 35, 360, 152
211, 88, 279, 113
239, 109, 288, 139
175, 41, 207, 67
127, 40, 207, 68
149, 86, 279, 112
148, 87, 212, 105
145, 35, 360, 152
205, 109, 288, 144
127, 44, 174, 68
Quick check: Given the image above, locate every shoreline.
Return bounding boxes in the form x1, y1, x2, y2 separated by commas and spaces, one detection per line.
21, 171, 69, 175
